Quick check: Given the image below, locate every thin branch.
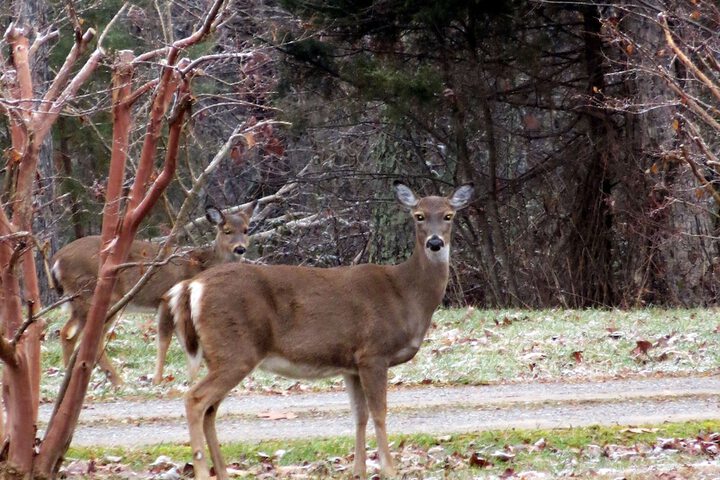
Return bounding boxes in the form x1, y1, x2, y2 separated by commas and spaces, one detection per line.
28, 28, 60, 62
111, 251, 187, 273
251, 213, 326, 242
105, 252, 185, 320
684, 116, 720, 167
125, 79, 160, 107
133, 0, 226, 64
98, 2, 129, 48
10, 300, 34, 346
0, 231, 31, 242
38, 28, 96, 116
179, 52, 253, 75
659, 13, 720, 105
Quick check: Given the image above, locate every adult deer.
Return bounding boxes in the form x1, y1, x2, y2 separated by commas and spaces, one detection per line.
166, 182, 473, 479
51, 203, 256, 385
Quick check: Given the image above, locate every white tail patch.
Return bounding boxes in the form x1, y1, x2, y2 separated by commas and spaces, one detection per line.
187, 281, 205, 378
52, 261, 71, 315
52, 260, 62, 283
166, 282, 185, 317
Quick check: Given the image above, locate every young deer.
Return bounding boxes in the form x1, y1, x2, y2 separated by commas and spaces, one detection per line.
165, 182, 473, 479
51, 203, 255, 385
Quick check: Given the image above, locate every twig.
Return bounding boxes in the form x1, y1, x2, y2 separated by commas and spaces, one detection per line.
179, 52, 253, 75
0, 231, 31, 242
659, 13, 720, 105
111, 251, 187, 273
98, 2, 128, 48
28, 28, 60, 61
10, 300, 34, 346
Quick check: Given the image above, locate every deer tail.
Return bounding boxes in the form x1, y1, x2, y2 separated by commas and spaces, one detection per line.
165, 280, 203, 380
50, 260, 64, 296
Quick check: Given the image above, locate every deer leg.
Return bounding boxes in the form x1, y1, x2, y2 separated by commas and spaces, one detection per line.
97, 349, 123, 386
96, 313, 123, 386
358, 363, 395, 477
153, 301, 173, 385
344, 374, 369, 479
185, 367, 251, 480
203, 401, 227, 480
60, 302, 86, 366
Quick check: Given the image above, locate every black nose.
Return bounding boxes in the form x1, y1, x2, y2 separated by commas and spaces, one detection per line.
234, 246, 246, 255
426, 236, 444, 252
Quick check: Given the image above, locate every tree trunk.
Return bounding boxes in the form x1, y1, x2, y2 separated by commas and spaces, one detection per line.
561, 6, 616, 307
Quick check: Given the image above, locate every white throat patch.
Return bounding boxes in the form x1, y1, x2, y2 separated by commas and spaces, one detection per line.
425, 244, 450, 263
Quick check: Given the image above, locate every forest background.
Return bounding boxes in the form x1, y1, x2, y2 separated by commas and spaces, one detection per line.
4, 0, 720, 310
0, 0, 719, 477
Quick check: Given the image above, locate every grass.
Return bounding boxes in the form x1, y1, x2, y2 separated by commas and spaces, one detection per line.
41, 307, 720, 401
63, 420, 720, 478
40, 308, 720, 477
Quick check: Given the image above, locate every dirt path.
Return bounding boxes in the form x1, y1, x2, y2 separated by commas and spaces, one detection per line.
39, 374, 720, 448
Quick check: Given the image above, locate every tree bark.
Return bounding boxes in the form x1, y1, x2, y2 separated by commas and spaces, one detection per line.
561, 6, 616, 307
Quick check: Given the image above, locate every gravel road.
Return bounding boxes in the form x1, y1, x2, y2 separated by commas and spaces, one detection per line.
38, 374, 720, 448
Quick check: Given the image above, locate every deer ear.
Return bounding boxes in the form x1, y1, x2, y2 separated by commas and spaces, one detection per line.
449, 183, 474, 210
240, 200, 257, 219
394, 181, 419, 209
205, 206, 226, 226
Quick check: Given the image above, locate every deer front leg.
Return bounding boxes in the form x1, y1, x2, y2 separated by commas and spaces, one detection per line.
97, 349, 123, 386
153, 301, 173, 385
358, 362, 395, 477
344, 374, 369, 479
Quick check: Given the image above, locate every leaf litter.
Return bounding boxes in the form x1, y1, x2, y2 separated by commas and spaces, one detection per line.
59, 429, 720, 479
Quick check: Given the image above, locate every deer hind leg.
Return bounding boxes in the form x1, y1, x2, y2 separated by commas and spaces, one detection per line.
152, 300, 173, 385
185, 365, 253, 480
60, 301, 87, 367
344, 374, 369, 479
203, 400, 227, 480
358, 362, 395, 477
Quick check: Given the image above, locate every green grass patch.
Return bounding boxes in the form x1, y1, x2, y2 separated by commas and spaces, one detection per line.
42, 308, 720, 401
64, 421, 720, 478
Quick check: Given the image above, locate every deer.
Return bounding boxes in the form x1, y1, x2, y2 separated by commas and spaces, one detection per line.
50, 203, 256, 386
164, 181, 474, 479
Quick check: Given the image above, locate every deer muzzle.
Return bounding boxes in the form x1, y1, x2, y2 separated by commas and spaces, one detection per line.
426, 235, 444, 252
233, 245, 247, 256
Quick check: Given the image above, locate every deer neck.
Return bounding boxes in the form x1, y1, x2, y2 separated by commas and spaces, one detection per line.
396, 238, 450, 315
189, 244, 224, 271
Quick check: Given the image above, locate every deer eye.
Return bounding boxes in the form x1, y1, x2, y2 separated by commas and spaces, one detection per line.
415, 213, 425, 222
444, 213, 454, 221
243, 228, 249, 234
223, 227, 232, 235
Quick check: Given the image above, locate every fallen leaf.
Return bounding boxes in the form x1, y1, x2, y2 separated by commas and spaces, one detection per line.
257, 410, 298, 420
533, 437, 547, 451
632, 339, 653, 355
571, 351, 583, 363
468, 452, 490, 468
491, 450, 515, 462
621, 427, 658, 434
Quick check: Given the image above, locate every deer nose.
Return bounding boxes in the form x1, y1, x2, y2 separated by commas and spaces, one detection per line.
233, 245, 246, 255
426, 236, 444, 252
